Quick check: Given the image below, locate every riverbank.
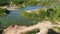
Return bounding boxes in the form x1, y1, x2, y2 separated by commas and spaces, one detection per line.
0, 4, 22, 10
0, 13, 6, 16
1, 2, 26, 10
0, 8, 10, 16
0, 6, 17, 10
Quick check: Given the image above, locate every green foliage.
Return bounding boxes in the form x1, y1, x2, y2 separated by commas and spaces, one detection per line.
45, 8, 60, 22
26, 29, 37, 34
38, 10, 45, 20
0, 8, 5, 14
26, 0, 38, 6
46, 8, 56, 19
12, 0, 38, 6
21, 11, 38, 19
12, 0, 25, 5
53, 8, 60, 21
21, 8, 60, 22
0, 0, 10, 6
0, 0, 59, 7
21, 10, 45, 21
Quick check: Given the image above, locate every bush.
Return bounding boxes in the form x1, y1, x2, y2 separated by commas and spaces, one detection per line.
46, 8, 56, 19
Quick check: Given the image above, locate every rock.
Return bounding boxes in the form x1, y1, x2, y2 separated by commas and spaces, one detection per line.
4, 9, 10, 14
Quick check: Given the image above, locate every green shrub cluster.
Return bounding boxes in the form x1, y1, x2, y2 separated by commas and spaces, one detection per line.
0, 0, 59, 6
21, 8, 60, 22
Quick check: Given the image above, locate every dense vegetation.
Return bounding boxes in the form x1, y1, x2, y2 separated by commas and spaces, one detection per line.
0, 0, 10, 6
0, 0, 59, 6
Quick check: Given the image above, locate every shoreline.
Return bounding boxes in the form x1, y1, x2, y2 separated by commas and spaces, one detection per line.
0, 13, 6, 16
0, 6, 18, 10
